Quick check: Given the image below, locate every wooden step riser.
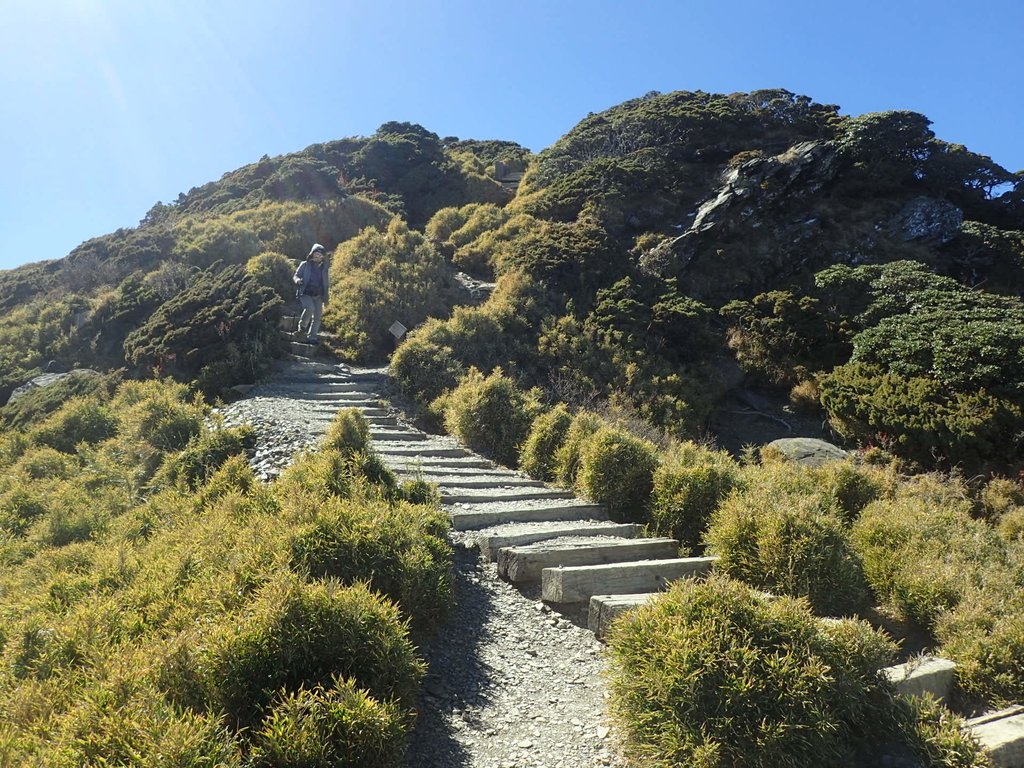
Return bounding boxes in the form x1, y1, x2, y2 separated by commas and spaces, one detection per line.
588, 594, 655, 639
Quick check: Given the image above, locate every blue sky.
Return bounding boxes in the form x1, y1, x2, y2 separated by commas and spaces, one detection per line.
1, 0, 1021, 272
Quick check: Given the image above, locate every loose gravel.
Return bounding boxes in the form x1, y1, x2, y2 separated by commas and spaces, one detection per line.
218, 358, 629, 768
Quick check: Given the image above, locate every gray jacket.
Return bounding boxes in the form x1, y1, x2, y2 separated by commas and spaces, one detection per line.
293, 260, 329, 303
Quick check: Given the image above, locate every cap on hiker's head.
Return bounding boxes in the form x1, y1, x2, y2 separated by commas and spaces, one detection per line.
309, 243, 326, 257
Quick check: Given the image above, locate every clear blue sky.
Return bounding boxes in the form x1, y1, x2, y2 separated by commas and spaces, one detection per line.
1, 0, 1021, 272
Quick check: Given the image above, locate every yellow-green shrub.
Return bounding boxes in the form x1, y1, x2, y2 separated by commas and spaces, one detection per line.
206, 577, 424, 727
288, 497, 452, 633
29, 398, 118, 454
553, 410, 603, 486
851, 486, 1005, 630
606, 575, 928, 768
706, 485, 871, 616
650, 442, 742, 552
519, 404, 573, 482
390, 334, 466, 405
442, 368, 539, 467
575, 427, 659, 523
249, 679, 405, 768
323, 408, 370, 457
246, 250, 296, 303
157, 425, 255, 490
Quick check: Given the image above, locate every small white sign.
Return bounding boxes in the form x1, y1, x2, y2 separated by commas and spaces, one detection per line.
389, 321, 407, 340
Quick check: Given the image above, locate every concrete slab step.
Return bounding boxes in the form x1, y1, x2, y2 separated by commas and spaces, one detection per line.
279, 316, 300, 332
588, 593, 655, 639
450, 502, 607, 531
292, 391, 379, 401
440, 487, 574, 504
498, 537, 680, 583
541, 556, 717, 604
966, 706, 1024, 767
470, 521, 644, 561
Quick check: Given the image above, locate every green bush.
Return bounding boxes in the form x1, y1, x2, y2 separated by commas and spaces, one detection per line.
606, 575, 913, 768
0, 487, 49, 536
553, 411, 603, 486
650, 442, 742, 552
519, 404, 572, 482
442, 368, 539, 468
208, 577, 424, 727
246, 251, 296, 303
706, 484, 871, 616
575, 427, 659, 523
250, 679, 405, 768
13, 446, 78, 481
29, 398, 118, 453
323, 408, 370, 457
288, 498, 453, 632
192, 454, 258, 511
113, 380, 206, 454
390, 334, 466, 405
157, 425, 255, 490
851, 485, 1005, 630
935, 560, 1024, 707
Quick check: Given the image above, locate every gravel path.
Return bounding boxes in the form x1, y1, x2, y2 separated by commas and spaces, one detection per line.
219, 358, 629, 768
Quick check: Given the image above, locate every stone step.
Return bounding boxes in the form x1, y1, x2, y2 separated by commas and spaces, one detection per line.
369, 430, 428, 442
288, 341, 324, 358
440, 487, 574, 505
498, 537, 680, 583
272, 381, 369, 392
384, 457, 497, 471
375, 445, 471, 459
279, 316, 300, 332
416, 474, 545, 489
588, 593, 655, 639
293, 391, 379, 401
470, 522, 644, 561
541, 557, 717, 604
966, 706, 1024, 767
881, 656, 957, 704
450, 502, 607, 531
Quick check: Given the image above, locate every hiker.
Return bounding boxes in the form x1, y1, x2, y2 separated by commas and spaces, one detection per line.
293, 243, 330, 344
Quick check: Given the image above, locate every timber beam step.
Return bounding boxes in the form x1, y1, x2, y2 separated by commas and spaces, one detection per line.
450, 503, 607, 531
497, 537, 680, 583
588, 593, 656, 639
541, 556, 717, 604
473, 522, 644, 561
441, 488, 574, 504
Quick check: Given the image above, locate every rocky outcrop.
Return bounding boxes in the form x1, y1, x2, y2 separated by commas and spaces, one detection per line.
6, 369, 101, 405
640, 141, 840, 280
892, 196, 963, 244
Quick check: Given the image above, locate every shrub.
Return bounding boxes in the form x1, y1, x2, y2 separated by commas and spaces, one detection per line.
13, 446, 78, 481
650, 442, 742, 552
851, 487, 1005, 630
553, 411, 603, 486
29, 398, 118, 453
575, 427, 659, 523
157, 425, 255, 490
978, 477, 1024, 522
323, 409, 370, 457
519, 404, 572, 481
249, 679, 405, 768
192, 454, 258, 511
442, 368, 539, 468
208, 577, 424, 727
998, 507, 1024, 542
288, 498, 453, 632
114, 381, 206, 454
606, 575, 907, 768
935, 560, 1024, 708
0, 487, 49, 536
246, 251, 296, 303
390, 334, 466, 405
706, 484, 871, 616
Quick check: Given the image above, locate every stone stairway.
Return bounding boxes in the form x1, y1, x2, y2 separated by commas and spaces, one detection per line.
249, 352, 1024, 766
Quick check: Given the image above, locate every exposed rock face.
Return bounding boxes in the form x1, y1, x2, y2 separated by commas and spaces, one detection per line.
640, 141, 840, 283
767, 437, 850, 467
892, 196, 963, 244
6, 369, 100, 405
